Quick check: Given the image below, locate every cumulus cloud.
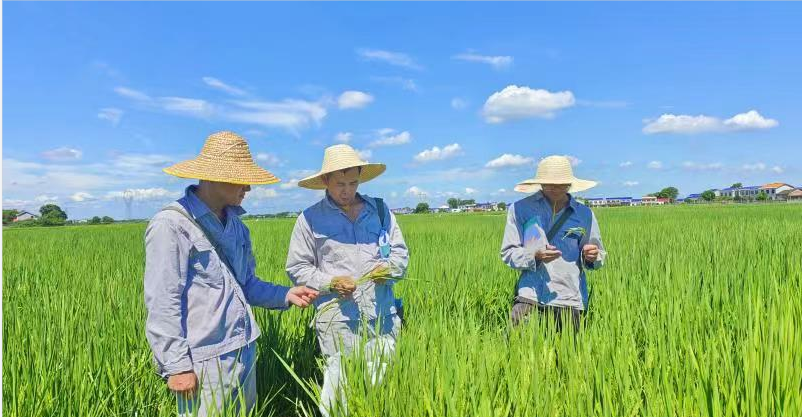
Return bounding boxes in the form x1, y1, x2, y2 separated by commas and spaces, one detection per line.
619, 161, 633, 168
464, 187, 478, 195
356, 149, 373, 160
256, 152, 281, 166
647, 161, 663, 170
41, 147, 83, 161
405, 186, 426, 197
485, 154, 534, 169
413, 143, 462, 163
370, 130, 411, 147
622, 181, 639, 187
483, 85, 575, 123
70, 192, 96, 202
565, 155, 582, 167
248, 187, 279, 200
334, 132, 353, 143
643, 110, 778, 134
338, 91, 374, 109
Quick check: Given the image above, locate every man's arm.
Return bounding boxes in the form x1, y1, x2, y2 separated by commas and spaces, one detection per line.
500, 204, 540, 270
384, 210, 409, 278
581, 211, 606, 269
143, 218, 193, 378
239, 225, 292, 310
285, 213, 335, 291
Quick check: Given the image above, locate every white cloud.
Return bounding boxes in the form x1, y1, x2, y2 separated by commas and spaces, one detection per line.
98, 108, 123, 126
159, 97, 215, 118
338, 91, 374, 109
682, 161, 724, 171
622, 181, 639, 187
256, 152, 281, 166
643, 110, 778, 134
248, 187, 279, 200
483, 85, 575, 123
647, 161, 663, 170
451, 98, 468, 110
723, 110, 779, 131
405, 186, 426, 197
357, 48, 422, 70
114, 87, 151, 101
105, 188, 181, 201
334, 132, 353, 143
741, 162, 767, 172
356, 149, 373, 161
112, 154, 173, 171
771, 166, 784, 174
565, 155, 582, 167
453, 52, 513, 69
35, 194, 58, 203
279, 179, 299, 189
413, 143, 462, 163
70, 192, 96, 202
371, 76, 419, 92
485, 154, 534, 169
464, 187, 478, 195
370, 130, 411, 147
41, 147, 83, 161
202, 76, 246, 96
619, 161, 633, 168
226, 99, 328, 133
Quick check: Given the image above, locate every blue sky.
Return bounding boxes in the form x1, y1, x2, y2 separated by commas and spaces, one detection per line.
4, 2, 801, 219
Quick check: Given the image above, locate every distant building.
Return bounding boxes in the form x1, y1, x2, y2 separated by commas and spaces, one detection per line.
13, 211, 38, 222
760, 183, 795, 200
391, 207, 413, 215
585, 197, 632, 207
786, 189, 802, 201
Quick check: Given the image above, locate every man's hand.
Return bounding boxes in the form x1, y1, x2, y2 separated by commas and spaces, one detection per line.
535, 245, 562, 263
287, 286, 319, 308
582, 244, 599, 263
330, 276, 357, 298
167, 371, 197, 397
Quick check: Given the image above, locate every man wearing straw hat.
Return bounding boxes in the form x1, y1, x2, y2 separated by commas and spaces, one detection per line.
501, 155, 606, 331
285, 144, 408, 416
144, 131, 319, 416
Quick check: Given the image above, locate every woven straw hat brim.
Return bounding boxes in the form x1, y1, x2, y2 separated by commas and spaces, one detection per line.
164, 157, 280, 185
514, 178, 597, 194
298, 162, 386, 190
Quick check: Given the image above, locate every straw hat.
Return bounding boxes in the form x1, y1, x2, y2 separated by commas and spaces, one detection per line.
514, 155, 597, 193
298, 144, 386, 190
163, 131, 280, 185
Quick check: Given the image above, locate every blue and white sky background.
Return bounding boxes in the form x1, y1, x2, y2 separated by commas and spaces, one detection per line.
3, 2, 801, 219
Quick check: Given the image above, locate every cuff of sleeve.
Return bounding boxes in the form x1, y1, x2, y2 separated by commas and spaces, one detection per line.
275, 286, 291, 310
161, 356, 194, 378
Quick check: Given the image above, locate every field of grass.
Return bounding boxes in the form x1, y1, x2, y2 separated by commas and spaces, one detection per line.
3, 204, 801, 417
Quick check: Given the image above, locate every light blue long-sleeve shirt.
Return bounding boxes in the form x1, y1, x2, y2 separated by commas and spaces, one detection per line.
500, 191, 606, 310
286, 193, 409, 323
143, 185, 289, 378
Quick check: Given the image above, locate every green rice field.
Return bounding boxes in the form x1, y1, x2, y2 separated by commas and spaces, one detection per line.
3, 204, 801, 417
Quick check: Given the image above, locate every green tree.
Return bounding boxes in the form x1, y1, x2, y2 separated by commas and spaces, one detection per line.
39, 204, 67, 226
414, 202, 430, 214
497, 202, 507, 211
447, 198, 460, 209
730, 182, 743, 189
3, 209, 20, 225
459, 199, 476, 206
90, 216, 102, 225
756, 191, 768, 201
701, 190, 716, 202
101, 216, 115, 224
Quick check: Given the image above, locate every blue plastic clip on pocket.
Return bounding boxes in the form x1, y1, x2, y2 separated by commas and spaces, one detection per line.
378, 229, 391, 258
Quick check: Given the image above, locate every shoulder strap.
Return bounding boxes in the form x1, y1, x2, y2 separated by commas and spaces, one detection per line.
160, 205, 237, 275
546, 208, 573, 242
375, 197, 388, 230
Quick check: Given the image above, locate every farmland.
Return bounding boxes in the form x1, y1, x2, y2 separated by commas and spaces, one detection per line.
3, 204, 801, 417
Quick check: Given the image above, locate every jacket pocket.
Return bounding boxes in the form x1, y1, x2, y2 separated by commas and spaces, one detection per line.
188, 239, 224, 287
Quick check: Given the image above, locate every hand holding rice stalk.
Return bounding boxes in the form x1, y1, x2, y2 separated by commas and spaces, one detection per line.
562, 226, 586, 240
